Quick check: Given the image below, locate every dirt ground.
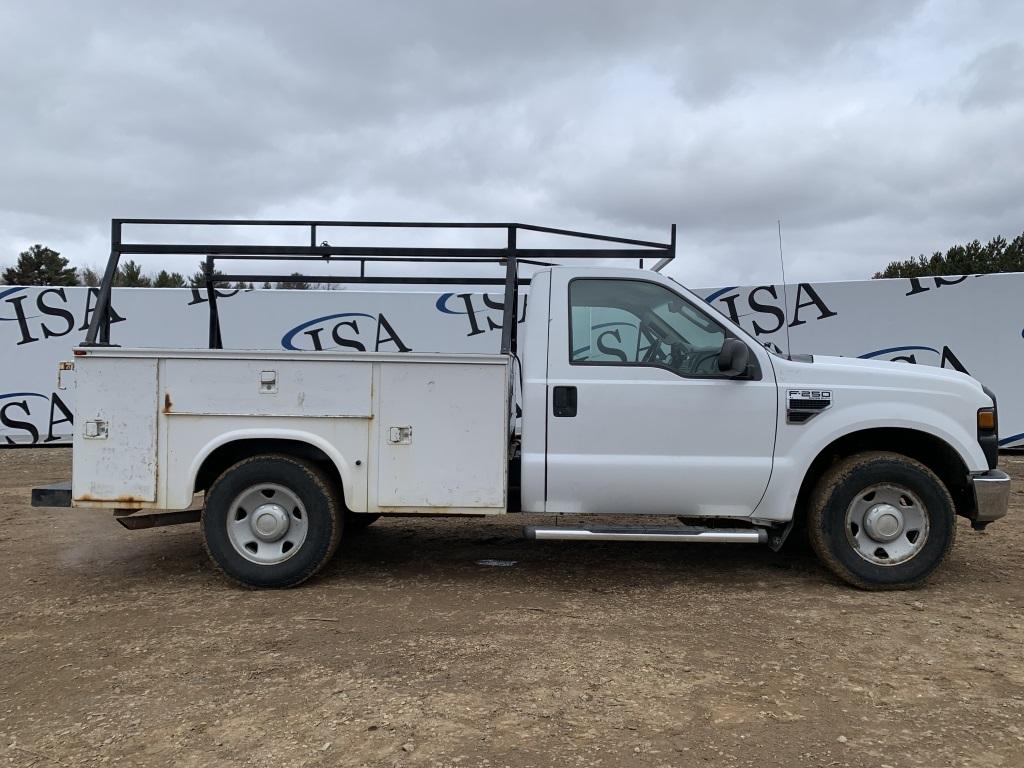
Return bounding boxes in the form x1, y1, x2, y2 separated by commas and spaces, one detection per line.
1, 449, 1023, 768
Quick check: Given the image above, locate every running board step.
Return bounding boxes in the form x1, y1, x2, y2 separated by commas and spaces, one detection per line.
523, 525, 767, 544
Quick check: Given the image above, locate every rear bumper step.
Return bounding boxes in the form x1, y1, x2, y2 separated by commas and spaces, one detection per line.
524, 525, 767, 544
31, 482, 72, 508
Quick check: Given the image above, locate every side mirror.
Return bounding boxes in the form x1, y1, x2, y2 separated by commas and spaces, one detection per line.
717, 338, 750, 377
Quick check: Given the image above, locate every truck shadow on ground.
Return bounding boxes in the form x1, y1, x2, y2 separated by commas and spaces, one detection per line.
42, 517, 837, 592
317, 518, 829, 589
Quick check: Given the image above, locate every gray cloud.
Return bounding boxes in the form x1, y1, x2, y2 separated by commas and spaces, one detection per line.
1, 0, 1022, 287
959, 41, 1024, 108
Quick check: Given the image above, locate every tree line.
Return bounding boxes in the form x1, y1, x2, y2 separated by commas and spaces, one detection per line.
872, 231, 1024, 278
1, 245, 319, 289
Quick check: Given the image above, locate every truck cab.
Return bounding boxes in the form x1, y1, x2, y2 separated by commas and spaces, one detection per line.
523, 265, 1002, 516
32, 219, 1010, 590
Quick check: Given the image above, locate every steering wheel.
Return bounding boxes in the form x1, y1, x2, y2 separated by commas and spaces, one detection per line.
669, 342, 687, 371
638, 322, 665, 363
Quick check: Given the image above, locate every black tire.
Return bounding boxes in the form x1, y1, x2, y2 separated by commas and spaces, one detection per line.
808, 451, 956, 590
344, 512, 381, 534
202, 454, 342, 588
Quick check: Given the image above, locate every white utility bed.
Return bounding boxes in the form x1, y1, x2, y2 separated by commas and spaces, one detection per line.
71, 347, 511, 514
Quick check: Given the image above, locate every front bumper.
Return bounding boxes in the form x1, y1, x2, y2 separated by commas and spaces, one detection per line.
969, 470, 1011, 526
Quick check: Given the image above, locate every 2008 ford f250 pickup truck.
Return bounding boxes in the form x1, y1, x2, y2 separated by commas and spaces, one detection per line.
32, 219, 1010, 590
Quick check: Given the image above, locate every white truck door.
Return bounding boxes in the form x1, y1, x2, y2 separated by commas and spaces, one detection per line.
544, 271, 777, 516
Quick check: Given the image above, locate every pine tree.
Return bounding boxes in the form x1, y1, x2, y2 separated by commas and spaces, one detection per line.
114, 260, 152, 287
2, 245, 78, 285
189, 261, 226, 288
152, 270, 186, 288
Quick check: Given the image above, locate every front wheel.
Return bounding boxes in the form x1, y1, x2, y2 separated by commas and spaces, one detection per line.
808, 451, 956, 590
202, 454, 342, 588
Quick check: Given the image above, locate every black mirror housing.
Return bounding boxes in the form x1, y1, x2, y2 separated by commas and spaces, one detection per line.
717, 338, 751, 377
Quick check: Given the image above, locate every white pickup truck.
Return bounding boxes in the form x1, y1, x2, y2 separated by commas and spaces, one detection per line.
33, 219, 1010, 590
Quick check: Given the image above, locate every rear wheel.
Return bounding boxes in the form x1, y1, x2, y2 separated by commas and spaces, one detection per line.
808, 451, 955, 590
202, 454, 342, 588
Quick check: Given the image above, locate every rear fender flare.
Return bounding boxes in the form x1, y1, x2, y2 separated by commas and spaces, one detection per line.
186, 428, 361, 512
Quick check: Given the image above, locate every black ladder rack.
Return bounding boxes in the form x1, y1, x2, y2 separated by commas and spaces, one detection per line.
85, 219, 677, 355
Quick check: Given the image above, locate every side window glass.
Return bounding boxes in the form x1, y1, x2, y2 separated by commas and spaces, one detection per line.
571, 306, 640, 362
569, 279, 731, 377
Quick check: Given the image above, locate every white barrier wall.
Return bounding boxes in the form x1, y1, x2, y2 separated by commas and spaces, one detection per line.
1, 274, 1021, 448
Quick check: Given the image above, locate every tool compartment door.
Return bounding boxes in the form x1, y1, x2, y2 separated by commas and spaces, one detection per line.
72, 356, 158, 503
375, 360, 508, 510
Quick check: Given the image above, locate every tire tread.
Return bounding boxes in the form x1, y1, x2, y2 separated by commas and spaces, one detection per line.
808, 450, 956, 590
202, 453, 342, 589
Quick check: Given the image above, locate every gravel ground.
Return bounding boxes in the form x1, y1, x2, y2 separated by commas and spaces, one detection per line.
1, 448, 1023, 768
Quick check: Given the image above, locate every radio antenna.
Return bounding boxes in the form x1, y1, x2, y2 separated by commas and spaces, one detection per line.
777, 219, 793, 358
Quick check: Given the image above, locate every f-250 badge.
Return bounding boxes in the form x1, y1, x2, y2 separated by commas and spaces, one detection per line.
787, 390, 832, 423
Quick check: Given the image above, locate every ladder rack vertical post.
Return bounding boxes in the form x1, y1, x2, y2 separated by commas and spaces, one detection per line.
205, 255, 223, 349
90, 219, 123, 345
500, 225, 518, 356
651, 223, 677, 273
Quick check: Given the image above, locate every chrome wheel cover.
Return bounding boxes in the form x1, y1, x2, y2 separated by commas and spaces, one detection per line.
845, 483, 929, 566
226, 483, 309, 565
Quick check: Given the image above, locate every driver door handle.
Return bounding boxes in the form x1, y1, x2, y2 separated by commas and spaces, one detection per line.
553, 386, 577, 417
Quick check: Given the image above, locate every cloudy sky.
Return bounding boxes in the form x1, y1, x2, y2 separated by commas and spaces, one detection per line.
1, 0, 1022, 287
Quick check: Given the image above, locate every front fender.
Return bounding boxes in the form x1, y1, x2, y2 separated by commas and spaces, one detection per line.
791, 401, 986, 474
754, 398, 986, 522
